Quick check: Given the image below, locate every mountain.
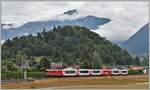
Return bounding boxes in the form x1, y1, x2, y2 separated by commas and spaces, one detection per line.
62, 9, 78, 15
122, 23, 149, 55
2, 26, 137, 69
1, 15, 110, 41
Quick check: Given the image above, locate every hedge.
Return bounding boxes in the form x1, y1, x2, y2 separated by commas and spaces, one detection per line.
1, 72, 46, 79
1, 72, 22, 79
27, 72, 46, 78
128, 69, 144, 75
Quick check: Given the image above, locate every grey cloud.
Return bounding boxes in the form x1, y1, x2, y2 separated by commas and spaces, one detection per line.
2, 1, 149, 42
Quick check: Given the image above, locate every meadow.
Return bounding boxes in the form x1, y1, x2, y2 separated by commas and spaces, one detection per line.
1, 74, 149, 89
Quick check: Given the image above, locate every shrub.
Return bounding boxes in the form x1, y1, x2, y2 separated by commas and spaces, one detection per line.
128, 69, 143, 75
137, 70, 144, 74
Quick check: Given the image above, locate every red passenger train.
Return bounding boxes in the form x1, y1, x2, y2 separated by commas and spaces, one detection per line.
46, 68, 128, 77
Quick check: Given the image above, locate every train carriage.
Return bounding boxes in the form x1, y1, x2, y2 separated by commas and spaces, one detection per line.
112, 68, 120, 75
91, 69, 101, 75
102, 69, 112, 76
120, 69, 128, 75
62, 69, 77, 76
78, 69, 91, 76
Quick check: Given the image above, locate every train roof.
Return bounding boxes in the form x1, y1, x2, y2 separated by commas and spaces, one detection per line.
104, 65, 128, 70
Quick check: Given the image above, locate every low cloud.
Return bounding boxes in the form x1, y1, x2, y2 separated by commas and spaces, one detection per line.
2, 1, 149, 42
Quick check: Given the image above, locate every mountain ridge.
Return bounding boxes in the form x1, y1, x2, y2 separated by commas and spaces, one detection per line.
122, 23, 149, 55
62, 9, 78, 15
2, 15, 111, 41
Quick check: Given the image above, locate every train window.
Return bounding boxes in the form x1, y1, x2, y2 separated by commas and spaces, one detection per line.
122, 71, 127, 73
65, 70, 75, 74
80, 71, 89, 73
93, 71, 100, 73
113, 71, 119, 73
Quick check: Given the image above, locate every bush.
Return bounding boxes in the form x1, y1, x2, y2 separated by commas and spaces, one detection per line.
128, 69, 143, 75
137, 70, 144, 74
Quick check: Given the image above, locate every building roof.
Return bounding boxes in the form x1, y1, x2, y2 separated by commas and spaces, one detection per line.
129, 66, 144, 70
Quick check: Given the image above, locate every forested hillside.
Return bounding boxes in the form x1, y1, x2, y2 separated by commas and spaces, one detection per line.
2, 26, 139, 71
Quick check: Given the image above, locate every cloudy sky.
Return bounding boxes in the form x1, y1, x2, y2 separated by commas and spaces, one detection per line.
2, 1, 149, 42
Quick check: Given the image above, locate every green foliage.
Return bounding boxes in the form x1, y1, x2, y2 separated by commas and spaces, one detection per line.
2, 26, 136, 70
1, 72, 22, 79
15, 51, 25, 66
134, 56, 141, 65
128, 69, 143, 75
128, 69, 137, 75
1, 72, 45, 79
1, 59, 17, 72
39, 56, 51, 70
138, 70, 144, 74
27, 72, 46, 78
141, 56, 149, 66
